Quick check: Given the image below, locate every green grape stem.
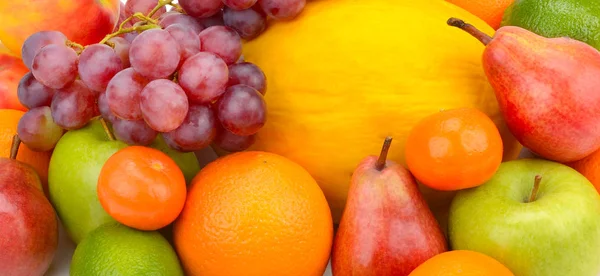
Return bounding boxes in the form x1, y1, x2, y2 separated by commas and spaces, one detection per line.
99, 117, 116, 141
66, 40, 85, 54
98, 0, 175, 46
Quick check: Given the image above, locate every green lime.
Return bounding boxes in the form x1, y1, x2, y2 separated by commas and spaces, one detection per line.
501, 0, 600, 50
70, 223, 184, 276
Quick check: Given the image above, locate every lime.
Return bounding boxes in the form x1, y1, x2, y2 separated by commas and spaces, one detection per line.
501, 0, 600, 50
70, 222, 184, 276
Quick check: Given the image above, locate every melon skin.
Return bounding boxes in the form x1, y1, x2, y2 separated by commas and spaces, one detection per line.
241, 0, 521, 224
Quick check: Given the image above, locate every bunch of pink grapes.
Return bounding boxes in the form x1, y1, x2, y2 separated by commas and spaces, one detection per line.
16, 0, 273, 154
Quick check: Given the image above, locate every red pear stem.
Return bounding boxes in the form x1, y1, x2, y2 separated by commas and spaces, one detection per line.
447, 17, 492, 46
10, 135, 21, 160
528, 175, 542, 203
99, 117, 116, 141
375, 137, 393, 171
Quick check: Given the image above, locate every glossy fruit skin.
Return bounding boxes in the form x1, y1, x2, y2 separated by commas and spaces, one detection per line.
0, 109, 52, 195
408, 250, 514, 276
48, 120, 200, 244
501, 0, 600, 50
0, 158, 58, 276
241, 0, 521, 223
483, 26, 600, 163
446, 0, 514, 29
0, 53, 29, 111
98, 146, 187, 231
332, 155, 447, 276
0, 0, 121, 56
449, 159, 600, 276
405, 108, 503, 191
173, 151, 333, 276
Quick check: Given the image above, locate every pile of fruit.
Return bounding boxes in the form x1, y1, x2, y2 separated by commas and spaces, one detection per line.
2, 0, 600, 275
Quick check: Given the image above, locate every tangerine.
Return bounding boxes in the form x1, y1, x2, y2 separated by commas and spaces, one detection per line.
0, 109, 51, 194
446, 0, 515, 29
566, 149, 600, 194
405, 108, 503, 191
97, 146, 187, 231
409, 250, 514, 275
173, 151, 333, 276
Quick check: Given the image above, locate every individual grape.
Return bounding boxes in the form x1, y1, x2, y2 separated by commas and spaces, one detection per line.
140, 79, 189, 132
179, 52, 229, 104
216, 84, 266, 136
165, 24, 201, 66
50, 80, 96, 130
223, 0, 257, 10
98, 92, 117, 122
196, 10, 225, 28
158, 11, 181, 21
114, 2, 131, 30
258, 0, 305, 20
129, 29, 181, 80
21, 31, 67, 70
107, 37, 131, 68
17, 72, 56, 109
17, 106, 64, 152
78, 44, 124, 93
213, 125, 255, 152
228, 62, 267, 95
199, 26, 242, 65
112, 118, 158, 146
159, 13, 204, 34
163, 104, 217, 152
31, 44, 78, 89
125, 0, 167, 22
122, 32, 138, 43
223, 6, 267, 40
179, 0, 224, 18
105, 68, 149, 120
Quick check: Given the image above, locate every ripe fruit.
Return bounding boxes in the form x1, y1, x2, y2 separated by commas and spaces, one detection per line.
70, 222, 183, 276
173, 151, 333, 276
0, 0, 121, 56
409, 250, 514, 276
0, 52, 29, 111
446, 0, 514, 29
405, 108, 503, 191
0, 109, 51, 194
98, 146, 187, 231
566, 149, 600, 194
241, 0, 521, 223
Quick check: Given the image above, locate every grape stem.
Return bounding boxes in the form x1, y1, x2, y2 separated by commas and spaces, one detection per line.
66, 40, 85, 54
148, 0, 174, 18
99, 118, 116, 141
9, 135, 21, 160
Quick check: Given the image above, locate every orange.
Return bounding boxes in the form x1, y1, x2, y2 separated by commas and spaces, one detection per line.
173, 151, 333, 276
97, 146, 187, 231
409, 250, 514, 275
0, 109, 51, 194
405, 107, 503, 191
446, 0, 515, 29
566, 149, 600, 194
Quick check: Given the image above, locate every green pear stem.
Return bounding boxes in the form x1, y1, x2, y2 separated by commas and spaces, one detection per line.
528, 175, 542, 203
99, 117, 116, 141
375, 137, 393, 171
10, 135, 21, 160
447, 17, 492, 46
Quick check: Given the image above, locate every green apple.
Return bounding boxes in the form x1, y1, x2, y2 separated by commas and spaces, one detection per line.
49, 120, 200, 244
449, 158, 600, 276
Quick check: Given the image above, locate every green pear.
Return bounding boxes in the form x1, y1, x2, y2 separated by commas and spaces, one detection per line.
49, 120, 200, 244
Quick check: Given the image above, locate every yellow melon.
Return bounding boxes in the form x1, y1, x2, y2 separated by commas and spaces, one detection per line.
241, 0, 521, 223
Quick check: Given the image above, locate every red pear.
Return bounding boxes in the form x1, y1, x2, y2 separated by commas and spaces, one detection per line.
331, 137, 448, 276
447, 18, 600, 163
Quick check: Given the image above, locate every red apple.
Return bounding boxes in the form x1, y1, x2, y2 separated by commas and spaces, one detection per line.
0, 0, 121, 56
0, 156, 58, 276
0, 46, 28, 111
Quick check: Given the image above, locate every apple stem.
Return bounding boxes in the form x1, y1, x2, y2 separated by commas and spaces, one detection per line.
528, 175, 542, 203
447, 18, 493, 46
375, 137, 393, 171
99, 118, 116, 141
9, 135, 20, 160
